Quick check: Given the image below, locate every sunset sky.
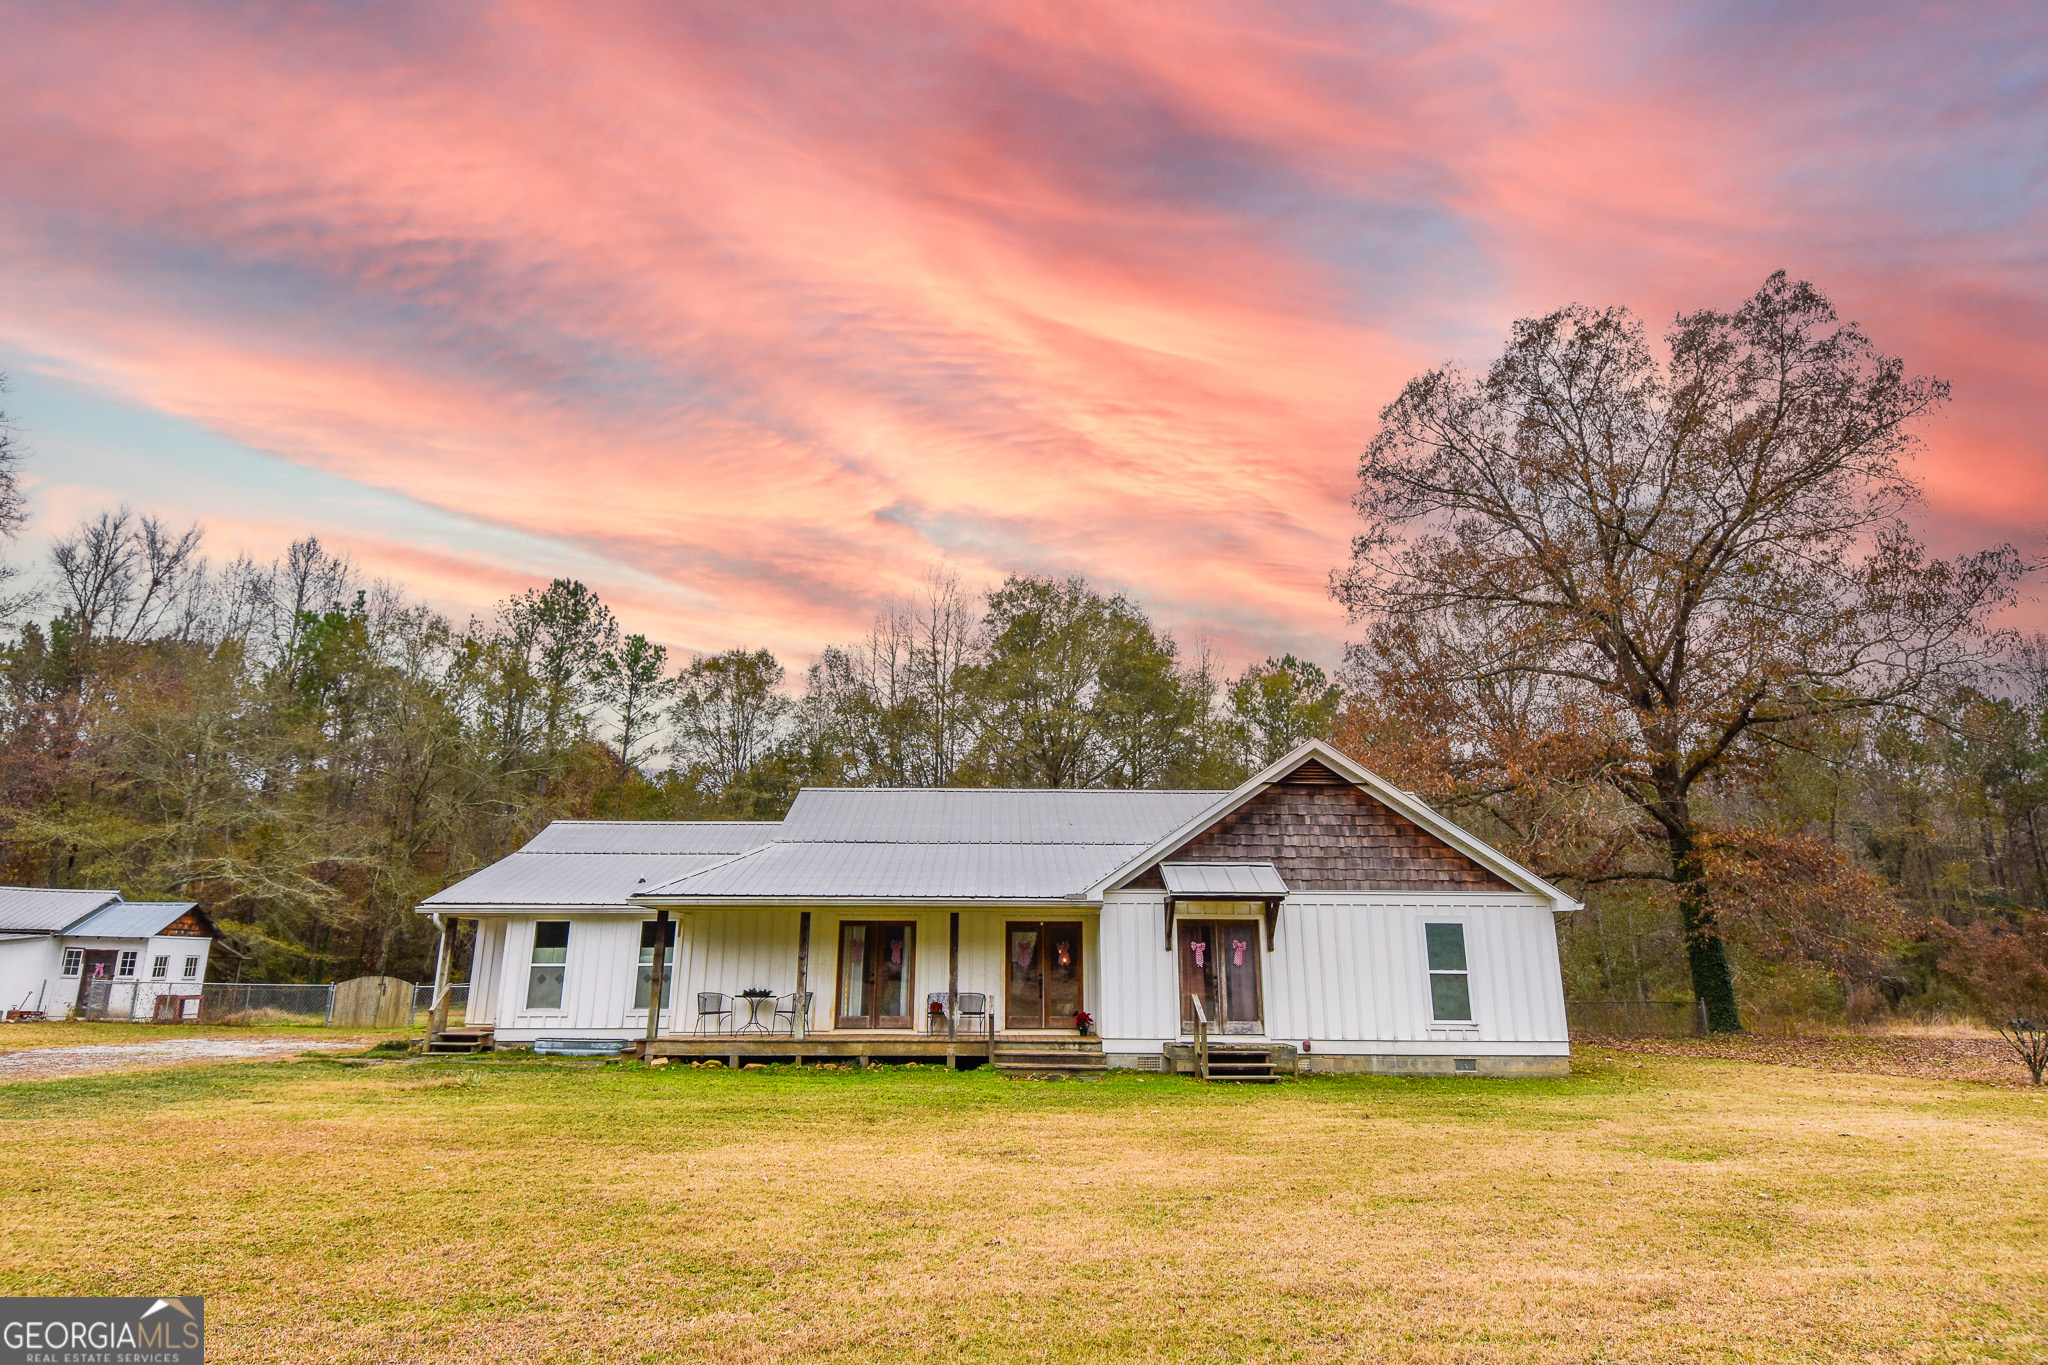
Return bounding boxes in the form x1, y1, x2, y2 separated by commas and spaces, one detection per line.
0, 1, 2041, 669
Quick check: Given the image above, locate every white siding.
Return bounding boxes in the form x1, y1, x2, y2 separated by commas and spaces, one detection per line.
484, 907, 1099, 1041
0, 937, 67, 1016
1099, 890, 1567, 1056
468, 918, 506, 1027
678, 909, 1032, 1034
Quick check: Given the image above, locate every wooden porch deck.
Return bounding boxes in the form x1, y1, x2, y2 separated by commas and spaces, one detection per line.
641, 1029, 999, 1068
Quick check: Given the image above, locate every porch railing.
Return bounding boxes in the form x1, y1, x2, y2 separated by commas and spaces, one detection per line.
1189, 993, 1211, 1081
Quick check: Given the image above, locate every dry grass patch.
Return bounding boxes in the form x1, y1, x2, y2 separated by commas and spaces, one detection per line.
0, 1020, 411, 1056
2, 1050, 2043, 1362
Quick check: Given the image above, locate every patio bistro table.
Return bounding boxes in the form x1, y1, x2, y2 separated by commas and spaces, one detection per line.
735, 995, 776, 1033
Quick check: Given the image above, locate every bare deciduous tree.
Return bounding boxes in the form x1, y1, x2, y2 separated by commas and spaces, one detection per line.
1337, 273, 2025, 1030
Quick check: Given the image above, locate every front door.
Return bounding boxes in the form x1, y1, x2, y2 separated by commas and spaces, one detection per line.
1005, 922, 1084, 1029
836, 922, 915, 1029
75, 950, 119, 1011
1178, 921, 1263, 1034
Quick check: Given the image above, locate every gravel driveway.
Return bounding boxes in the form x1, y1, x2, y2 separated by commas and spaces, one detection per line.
0, 1036, 366, 1081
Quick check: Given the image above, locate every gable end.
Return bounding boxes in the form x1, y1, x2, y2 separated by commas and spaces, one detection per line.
1128, 765, 1513, 893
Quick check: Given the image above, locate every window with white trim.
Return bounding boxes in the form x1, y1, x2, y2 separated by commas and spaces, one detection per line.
526, 921, 570, 1011
62, 948, 83, 977
151, 955, 169, 980
1425, 922, 1472, 1022
117, 951, 137, 977
182, 955, 200, 980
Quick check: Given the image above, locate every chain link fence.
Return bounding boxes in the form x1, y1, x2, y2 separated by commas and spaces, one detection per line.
201, 982, 337, 1025
412, 983, 468, 1025
1566, 999, 1708, 1038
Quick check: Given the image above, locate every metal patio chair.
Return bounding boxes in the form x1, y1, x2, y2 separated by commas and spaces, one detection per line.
693, 992, 732, 1034
925, 991, 990, 1036
772, 991, 813, 1035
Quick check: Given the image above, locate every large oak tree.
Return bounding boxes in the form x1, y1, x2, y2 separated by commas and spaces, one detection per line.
1336, 274, 2023, 1029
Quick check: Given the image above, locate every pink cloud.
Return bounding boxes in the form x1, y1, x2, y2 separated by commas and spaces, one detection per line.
0, 0, 2038, 668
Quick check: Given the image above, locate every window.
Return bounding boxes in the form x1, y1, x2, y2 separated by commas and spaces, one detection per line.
117, 951, 137, 977
62, 948, 83, 977
526, 921, 570, 1011
634, 919, 676, 1011
182, 956, 200, 980
1425, 922, 1472, 1022
151, 955, 169, 980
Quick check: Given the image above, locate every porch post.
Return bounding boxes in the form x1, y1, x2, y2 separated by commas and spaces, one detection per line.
428, 913, 453, 1037
643, 908, 670, 1057
947, 912, 960, 1044
794, 911, 811, 1041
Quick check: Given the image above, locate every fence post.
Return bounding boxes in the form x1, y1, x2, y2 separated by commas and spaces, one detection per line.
1696, 998, 1709, 1036
324, 984, 336, 1027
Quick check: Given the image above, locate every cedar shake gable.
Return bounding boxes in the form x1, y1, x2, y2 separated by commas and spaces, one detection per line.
1127, 758, 1513, 892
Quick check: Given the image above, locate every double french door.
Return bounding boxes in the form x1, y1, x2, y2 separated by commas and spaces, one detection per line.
1006, 921, 1084, 1029
1178, 920, 1263, 1034
836, 922, 915, 1029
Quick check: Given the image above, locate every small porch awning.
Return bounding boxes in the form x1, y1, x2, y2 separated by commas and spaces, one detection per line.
1159, 862, 1288, 950
1159, 862, 1288, 898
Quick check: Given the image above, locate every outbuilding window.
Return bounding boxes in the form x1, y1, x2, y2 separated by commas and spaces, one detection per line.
182, 956, 200, 980
62, 948, 83, 977
1425, 923, 1472, 1022
151, 955, 169, 980
526, 921, 570, 1011
117, 951, 137, 977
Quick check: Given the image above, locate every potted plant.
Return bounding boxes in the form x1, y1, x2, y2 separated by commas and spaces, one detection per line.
1073, 1010, 1094, 1037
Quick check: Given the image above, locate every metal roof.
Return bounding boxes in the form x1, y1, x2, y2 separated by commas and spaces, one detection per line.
779, 788, 1224, 844
1160, 862, 1289, 897
422, 820, 781, 908
627, 789, 1233, 902
520, 821, 780, 855
0, 887, 122, 934
639, 841, 1155, 902
64, 901, 203, 939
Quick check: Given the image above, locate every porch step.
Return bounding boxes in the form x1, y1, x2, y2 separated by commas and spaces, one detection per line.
1202, 1044, 1281, 1084
991, 1037, 1106, 1077
427, 1025, 495, 1055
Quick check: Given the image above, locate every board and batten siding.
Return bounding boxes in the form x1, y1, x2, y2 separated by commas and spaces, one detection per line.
493, 913, 665, 1037
482, 908, 1100, 1040
467, 918, 506, 1027
680, 909, 1084, 1033
1097, 890, 1567, 1061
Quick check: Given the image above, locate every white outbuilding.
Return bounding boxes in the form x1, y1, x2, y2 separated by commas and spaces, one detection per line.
0, 887, 218, 1021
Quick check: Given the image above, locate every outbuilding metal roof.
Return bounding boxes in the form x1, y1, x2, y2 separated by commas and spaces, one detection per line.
0, 887, 122, 934
1159, 862, 1289, 898
422, 821, 781, 909
64, 900, 204, 939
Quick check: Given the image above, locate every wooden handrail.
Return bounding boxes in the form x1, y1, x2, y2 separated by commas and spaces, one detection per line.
1188, 993, 1210, 1082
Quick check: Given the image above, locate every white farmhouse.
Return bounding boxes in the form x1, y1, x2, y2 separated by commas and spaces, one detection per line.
0, 887, 217, 1021
420, 741, 1576, 1077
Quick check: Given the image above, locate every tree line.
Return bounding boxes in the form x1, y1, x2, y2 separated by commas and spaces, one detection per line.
0, 470, 1339, 981
1, 272, 2042, 1034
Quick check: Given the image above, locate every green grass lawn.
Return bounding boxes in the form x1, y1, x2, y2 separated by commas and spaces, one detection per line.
2, 1050, 2043, 1362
